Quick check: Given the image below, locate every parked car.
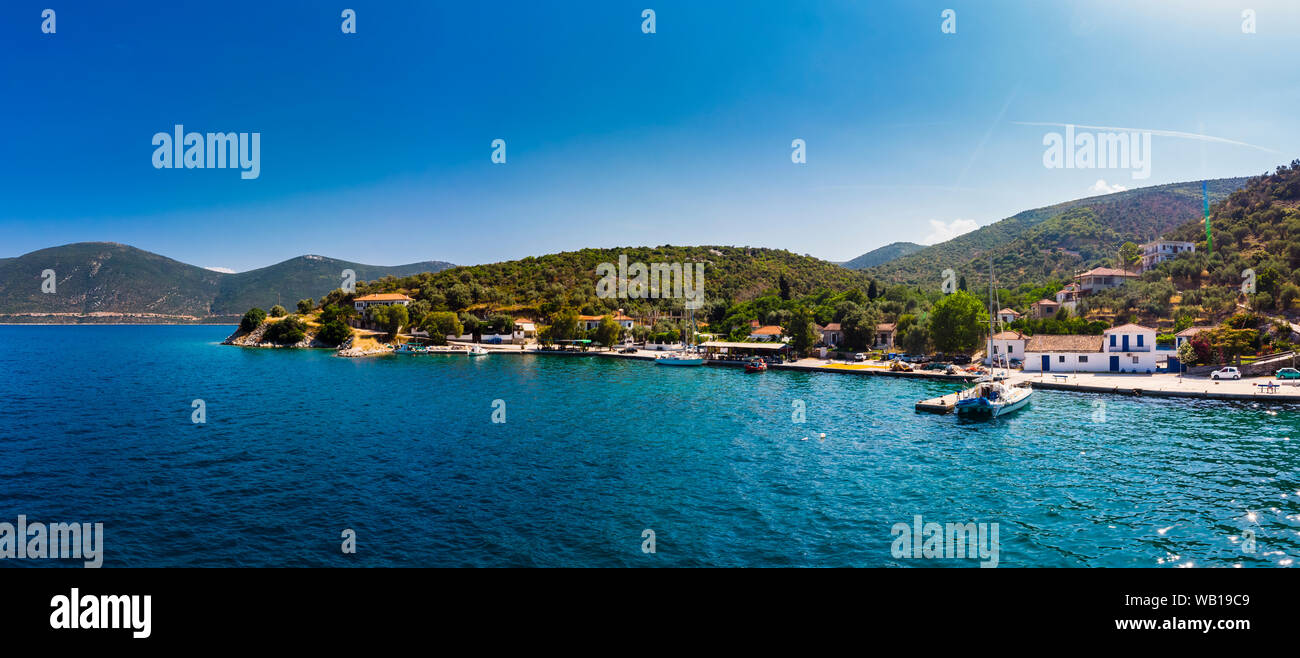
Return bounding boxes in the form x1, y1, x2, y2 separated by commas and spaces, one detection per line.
619, 347, 638, 354
1275, 367, 1300, 379
853, 353, 867, 362
1211, 366, 1241, 380
950, 355, 971, 365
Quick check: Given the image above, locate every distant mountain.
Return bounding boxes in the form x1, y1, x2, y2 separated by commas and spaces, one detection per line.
839, 242, 925, 270
867, 177, 1250, 288
212, 254, 453, 314
0, 242, 454, 321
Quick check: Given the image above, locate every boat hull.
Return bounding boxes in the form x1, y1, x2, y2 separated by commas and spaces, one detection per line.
656, 358, 704, 366
955, 389, 1032, 417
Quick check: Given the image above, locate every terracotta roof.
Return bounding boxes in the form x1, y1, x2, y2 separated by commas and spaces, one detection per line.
1075, 267, 1138, 278
1031, 299, 1059, 306
1175, 325, 1215, 337
750, 325, 783, 335
1105, 323, 1154, 333
354, 293, 412, 302
1025, 334, 1104, 353
992, 330, 1027, 340
876, 323, 896, 331
822, 323, 842, 331
997, 308, 1020, 315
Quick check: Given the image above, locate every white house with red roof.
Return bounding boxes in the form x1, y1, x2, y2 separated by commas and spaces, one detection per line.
986, 330, 1028, 365
353, 293, 413, 314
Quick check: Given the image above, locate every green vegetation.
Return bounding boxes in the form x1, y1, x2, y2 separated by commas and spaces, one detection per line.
316, 319, 352, 346
240, 308, 266, 332
368, 305, 409, 338
269, 304, 287, 318
263, 315, 307, 344
928, 290, 988, 353
840, 241, 925, 270
868, 178, 1247, 288
297, 298, 314, 314
593, 315, 623, 347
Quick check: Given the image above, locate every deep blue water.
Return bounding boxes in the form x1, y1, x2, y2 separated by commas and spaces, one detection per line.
1, 325, 1297, 567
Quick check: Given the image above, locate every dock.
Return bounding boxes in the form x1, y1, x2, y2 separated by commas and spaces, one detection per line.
915, 392, 960, 413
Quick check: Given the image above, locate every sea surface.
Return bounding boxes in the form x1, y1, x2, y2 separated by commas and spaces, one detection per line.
1, 325, 1297, 567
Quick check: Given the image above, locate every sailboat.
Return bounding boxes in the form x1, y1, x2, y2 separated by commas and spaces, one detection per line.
954, 256, 1032, 417
655, 304, 705, 366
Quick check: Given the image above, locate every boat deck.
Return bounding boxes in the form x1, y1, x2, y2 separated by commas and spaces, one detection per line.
915, 393, 960, 414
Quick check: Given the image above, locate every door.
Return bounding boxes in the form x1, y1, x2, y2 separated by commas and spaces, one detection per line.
1041, 355, 1051, 372
1109, 356, 1120, 372
1122, 335, 1129, 351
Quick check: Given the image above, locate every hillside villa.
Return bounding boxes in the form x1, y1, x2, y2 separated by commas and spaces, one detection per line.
997, 308, 1020, 324
750, 325, 784, 341
354, 293, 413, 315
1140, 240, 1196, 273
1024, 323, 1157, 373
1030, 299, 1060, 319
1074, 267, 1138, 294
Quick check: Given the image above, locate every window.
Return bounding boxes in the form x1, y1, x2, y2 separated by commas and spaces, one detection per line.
1109, 335, 1116, 347
1132, 356, 1140, 364
1079, 356, 1088, 363
1137, 334, 1144, 347
1059, 355, 1066, 363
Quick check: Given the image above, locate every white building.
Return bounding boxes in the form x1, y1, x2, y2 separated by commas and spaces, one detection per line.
996, 308, 1020, 325
749, 325, 784, 342
1024, 334, 1106, 372
986, 330, 1027, 365
821, 322, 843, 347
1140, 240, 1196, 273
1023, 323, 1158, 373
1103, 323, 1158, 373
353, 293, 413, 314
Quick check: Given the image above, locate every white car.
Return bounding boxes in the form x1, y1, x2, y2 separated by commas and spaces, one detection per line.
853, 353, 867, 362
1211, 367, 1241, 380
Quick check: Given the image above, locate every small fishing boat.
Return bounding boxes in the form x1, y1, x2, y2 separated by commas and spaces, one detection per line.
394, 342, 424, 354
467, 345, 489, 356
744, 357, 768, 373
954, 380, 1032, 417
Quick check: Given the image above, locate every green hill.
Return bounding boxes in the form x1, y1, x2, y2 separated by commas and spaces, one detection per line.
353, 245, 880, 318
868, 178, 1248, 288
0, 242, 454, 321
839, 241, 925, 270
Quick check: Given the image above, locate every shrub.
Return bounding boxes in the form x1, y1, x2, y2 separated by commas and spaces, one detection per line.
296, 298, 314, 314
316, 319, 352, 346
269, 305, 287, 318
264, 316, 307, 344
240, 308, 266, 332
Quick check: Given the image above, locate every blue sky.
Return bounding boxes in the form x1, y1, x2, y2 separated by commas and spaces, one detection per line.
2, 0, 1298, 271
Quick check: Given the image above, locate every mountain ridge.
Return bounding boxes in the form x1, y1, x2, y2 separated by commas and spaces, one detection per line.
0, 242, 454, 321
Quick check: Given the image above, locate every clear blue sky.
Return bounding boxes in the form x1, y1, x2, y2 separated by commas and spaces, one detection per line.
2, 0, 1298, 271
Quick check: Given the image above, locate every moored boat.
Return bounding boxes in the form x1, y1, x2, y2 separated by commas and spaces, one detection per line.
467, 345, 489, 356
656, 353, 704, 366
744, 357, 768, 373
954, 380, 1032, 417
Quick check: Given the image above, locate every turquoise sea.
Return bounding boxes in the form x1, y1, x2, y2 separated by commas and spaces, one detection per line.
0, 325, 1297, 567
